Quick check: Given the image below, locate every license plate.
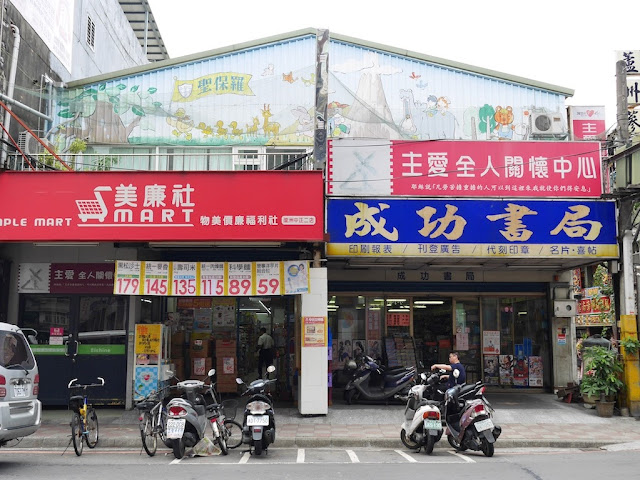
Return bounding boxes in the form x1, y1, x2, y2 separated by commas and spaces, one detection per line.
166, 418, 186, 439
475, 418, 494, 432
423, 419, 442, 430
247, 415, 269, 426
13, 385, 28, 397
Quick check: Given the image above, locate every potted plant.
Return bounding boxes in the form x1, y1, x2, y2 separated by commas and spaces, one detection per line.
579, 346, 624, 417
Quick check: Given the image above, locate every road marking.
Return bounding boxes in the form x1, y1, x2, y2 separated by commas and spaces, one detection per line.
170, 457, 182, 465
449, 451, 475, 463
346, 450, 360, 463
394, 449, 417, 462
297, 448, 305, 463
239, 452, 250, 464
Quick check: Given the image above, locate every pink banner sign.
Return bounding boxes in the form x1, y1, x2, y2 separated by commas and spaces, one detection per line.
51, 263, 114, 293
327, 140, 602, 198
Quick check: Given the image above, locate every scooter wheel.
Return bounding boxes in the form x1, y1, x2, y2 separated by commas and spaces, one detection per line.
424, 435, 436, 455
254, 440, 263, 456
400, 429, 420, 451
481, 438, 494, 457
447, 434, 467, 451
345, 389, 358, 405
172, 437, 186, 459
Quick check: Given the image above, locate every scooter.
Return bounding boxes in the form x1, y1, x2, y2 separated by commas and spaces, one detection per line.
236, 365, 277, 455
442, 370, 502, 457
344, 355, 415, 404
165, 368, 228, 459
399, 370, 445, 454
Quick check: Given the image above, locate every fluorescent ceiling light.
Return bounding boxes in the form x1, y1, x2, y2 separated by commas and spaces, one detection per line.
34, 242, 99, 247
368, 307, 381, 310
415, 300, 445, 305
414, 305, 427, 309
518, 311, 528, 315
239, 308, 260, 311
348, 263, 405, 268
388, 308, 409, 313
258, 300, 271, 314
386, 299, 407, 302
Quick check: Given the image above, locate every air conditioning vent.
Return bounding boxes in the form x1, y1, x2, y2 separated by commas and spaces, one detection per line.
18, 131, 44, 156
530, 112, 565, 135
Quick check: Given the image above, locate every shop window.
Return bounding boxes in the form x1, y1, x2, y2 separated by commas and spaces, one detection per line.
455, 299, 480, 383
412, 298, 452, 368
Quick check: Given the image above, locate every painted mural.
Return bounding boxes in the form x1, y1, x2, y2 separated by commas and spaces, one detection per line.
50, 33, 567, 151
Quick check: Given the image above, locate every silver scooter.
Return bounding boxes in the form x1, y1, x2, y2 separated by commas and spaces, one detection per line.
236, 365, 277, 455
165, 368, 227, 458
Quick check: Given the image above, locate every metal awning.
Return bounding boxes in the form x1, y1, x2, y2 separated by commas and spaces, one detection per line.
118, 0, 170, 62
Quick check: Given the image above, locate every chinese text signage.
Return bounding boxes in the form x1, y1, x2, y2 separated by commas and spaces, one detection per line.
326, 198, 618, 259
114, 260, 308, 296
0, 171, 323, 242
327, 139, 602, 197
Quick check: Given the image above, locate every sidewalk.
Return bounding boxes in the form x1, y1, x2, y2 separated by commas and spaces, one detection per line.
10, 393, 640, 450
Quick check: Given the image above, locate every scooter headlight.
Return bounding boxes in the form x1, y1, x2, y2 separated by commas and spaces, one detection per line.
246, 400, 270, 414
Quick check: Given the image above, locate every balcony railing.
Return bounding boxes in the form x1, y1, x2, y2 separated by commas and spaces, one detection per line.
6, 148, 314, 172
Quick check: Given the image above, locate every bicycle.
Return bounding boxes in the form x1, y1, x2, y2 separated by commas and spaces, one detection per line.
135, 386, 173, 457
67, 377, 105, 456
202, 376, 242, 450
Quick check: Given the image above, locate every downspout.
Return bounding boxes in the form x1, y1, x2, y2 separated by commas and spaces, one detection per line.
1, 23, 20, 168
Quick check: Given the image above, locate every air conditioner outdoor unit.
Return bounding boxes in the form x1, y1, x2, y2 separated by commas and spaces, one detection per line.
18, 130, 45, 156
530, 112, 565, 135
554, 299, 577, 317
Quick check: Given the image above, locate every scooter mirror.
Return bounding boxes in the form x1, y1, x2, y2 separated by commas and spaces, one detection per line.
267, 365, 276, 373
420, 373, 427, 381
166, 370, 174, 378
235, 378, 244, 385
208, 368, 216, 377
453, 369, 460, 378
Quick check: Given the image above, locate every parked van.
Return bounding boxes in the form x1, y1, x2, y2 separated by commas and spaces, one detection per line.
0, 322, 41, 447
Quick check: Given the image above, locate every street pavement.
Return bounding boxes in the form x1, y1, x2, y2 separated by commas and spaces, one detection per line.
8, 392, 640, 450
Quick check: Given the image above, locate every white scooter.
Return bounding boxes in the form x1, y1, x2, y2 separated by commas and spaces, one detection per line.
400, 370, 445, 454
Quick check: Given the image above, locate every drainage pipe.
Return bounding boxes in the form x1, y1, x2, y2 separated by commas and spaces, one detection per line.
0, 23, 20, 168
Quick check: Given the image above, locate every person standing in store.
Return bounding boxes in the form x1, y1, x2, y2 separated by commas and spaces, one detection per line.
256, 327, 275, 379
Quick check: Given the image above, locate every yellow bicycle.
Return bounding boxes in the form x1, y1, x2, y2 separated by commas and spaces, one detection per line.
67, 377, 105, 456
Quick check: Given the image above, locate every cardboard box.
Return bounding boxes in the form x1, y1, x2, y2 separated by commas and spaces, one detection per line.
171, 331, 185, 346
216, 340, 236, 355
190, 333, 211, 358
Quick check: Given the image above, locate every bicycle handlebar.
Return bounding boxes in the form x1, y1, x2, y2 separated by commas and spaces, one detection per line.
67, 377, 106, 389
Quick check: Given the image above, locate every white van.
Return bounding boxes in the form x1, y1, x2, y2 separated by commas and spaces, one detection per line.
0, 322, 41, 447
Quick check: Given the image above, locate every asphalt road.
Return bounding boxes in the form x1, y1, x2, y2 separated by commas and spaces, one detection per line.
1, 446, 639, 479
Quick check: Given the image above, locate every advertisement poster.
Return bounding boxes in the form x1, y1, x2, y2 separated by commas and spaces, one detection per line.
353, 340, 366, 358
499, 355, 514, 385
113, 260, 142, 295
456, 332, 469, 351
483, 355, 500, 385
339, 309, 357, 335
283, 260, 310, 294
513, 356, 529, 386
142, 261, 170, 296
193, 309, 212, 332
337, 338, 353, 362
483, 331, 500, 355
223, 357, 235, 374
367, 309, 381, 340
368, 340, 382, 360
303, 316, 326, 347
135, 324, 162, 356
529, 356, 543, 387
213, 298, 236, 327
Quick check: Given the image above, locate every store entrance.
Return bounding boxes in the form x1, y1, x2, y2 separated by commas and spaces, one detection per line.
413, 298, 453, 370
19, 294, 128, 406
164, 296, 295, 401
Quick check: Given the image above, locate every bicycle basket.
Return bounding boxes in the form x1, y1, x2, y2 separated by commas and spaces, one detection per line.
221, 399, 238, 420
69, 395, 84, 412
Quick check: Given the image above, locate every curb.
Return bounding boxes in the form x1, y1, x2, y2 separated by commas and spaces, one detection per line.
9, 436, 615, 451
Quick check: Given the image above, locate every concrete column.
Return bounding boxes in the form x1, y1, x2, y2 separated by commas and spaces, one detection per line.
298, 267, 328, 414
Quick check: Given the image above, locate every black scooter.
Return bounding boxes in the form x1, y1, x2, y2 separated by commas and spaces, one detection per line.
236, 365, 276, 455
343, 355, 415, 404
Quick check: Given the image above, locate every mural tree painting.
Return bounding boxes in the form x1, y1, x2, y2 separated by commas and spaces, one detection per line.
55, 83, 165, 144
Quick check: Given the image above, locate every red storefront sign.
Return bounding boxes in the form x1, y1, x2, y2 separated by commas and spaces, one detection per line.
50, 263, 115, 293
0, 171, 323, 242
327, 140, 603, 197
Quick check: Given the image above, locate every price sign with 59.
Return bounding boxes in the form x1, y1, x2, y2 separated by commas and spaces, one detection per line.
255, 261, 281, 295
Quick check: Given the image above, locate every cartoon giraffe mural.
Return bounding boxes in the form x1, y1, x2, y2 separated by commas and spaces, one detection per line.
246, 117, 260, 137
261, 105, 280, 137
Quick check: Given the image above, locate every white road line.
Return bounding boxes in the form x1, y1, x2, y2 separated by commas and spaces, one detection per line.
297, 448, 305, 463
170, 458, 182, 465
346, 450, 360, 463
394, 449, 418, 463
449, 451, 475, 463
239, 452, 251, 464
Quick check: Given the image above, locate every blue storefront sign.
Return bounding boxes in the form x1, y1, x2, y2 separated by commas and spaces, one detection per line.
326, 198, 618, 258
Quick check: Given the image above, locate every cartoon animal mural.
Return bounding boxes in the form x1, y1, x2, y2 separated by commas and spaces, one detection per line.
493, 106, 515, 140
261, 104, 280, 137
167, 108, 194, 140
399, 89, 417, 136
229, 121, 244, 138
290, 106, 314, 138
327, 101, 351, 138
282, 71, 298, 84
246, 117, 260, 137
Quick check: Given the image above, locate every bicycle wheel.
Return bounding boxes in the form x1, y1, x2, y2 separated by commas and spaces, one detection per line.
223, 419, 243, 449
71, 413, 84, 456
85, 408, 99, 448
216, 420, 229, 455
140, 412, 157, 456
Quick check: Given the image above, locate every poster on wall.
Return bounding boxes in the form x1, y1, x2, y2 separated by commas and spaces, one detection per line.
213, 298, 236, 327
353, 340, 366, 358
339, 309, 357, 335
483, 331, 500, 355
337, 338, 353, 362
193, 309, 212, 332
303, 316, 326, 347
456, 331, 469, 351
283, 260, 310, 294
367, 309, 381, 341
368, 340, 382, 360
483, 355, 500, 385
499, 355, 514, 385
513, 356, 529, 386
529, 356, 543, 387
